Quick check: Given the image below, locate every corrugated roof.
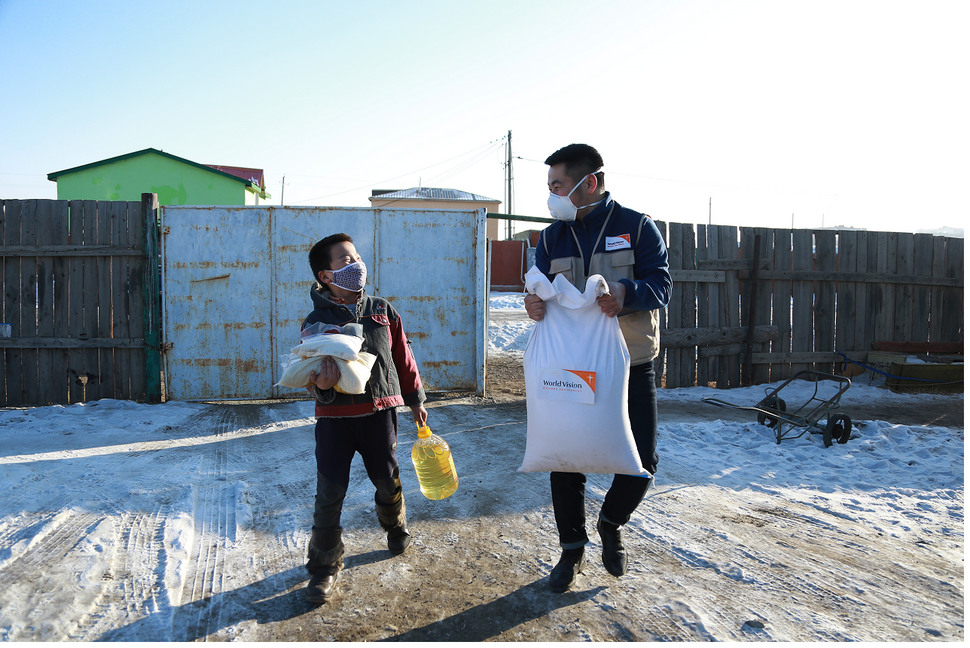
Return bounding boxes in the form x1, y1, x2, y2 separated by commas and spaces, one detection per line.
205, 165, 265, 190
368, 187, 499, 203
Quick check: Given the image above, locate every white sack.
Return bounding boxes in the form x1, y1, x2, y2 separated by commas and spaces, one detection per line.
291, 333, 363, 360
275, 351, 377, 393
519, 266, 649, 475
333, 352, 377, 394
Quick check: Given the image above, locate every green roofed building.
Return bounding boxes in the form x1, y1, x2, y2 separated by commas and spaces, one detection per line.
47, 148, 271, 206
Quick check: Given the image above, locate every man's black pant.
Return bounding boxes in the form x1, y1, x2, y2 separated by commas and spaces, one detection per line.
550, 361, 657, 549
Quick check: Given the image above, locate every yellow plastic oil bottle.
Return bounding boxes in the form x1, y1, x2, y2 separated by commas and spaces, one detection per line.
411, 422, 459, 500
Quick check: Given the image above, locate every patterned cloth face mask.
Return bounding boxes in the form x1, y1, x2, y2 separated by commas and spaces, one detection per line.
330, 260, 367, 293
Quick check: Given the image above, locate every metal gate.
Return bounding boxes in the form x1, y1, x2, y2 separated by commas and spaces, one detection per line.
161, 206, 486, 400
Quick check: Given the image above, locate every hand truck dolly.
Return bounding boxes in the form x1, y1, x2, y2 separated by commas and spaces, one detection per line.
701, 370, 853, 447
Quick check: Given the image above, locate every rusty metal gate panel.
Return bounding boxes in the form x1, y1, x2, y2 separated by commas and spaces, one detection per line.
369, 208, 486, 394
162, 206, 485, 401
161, 207, 273, 400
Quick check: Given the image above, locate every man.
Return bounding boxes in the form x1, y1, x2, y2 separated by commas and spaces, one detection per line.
525, 143, 671, 593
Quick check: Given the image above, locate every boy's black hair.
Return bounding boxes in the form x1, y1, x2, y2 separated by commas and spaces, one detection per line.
545, 143, 605, 186
309, 233, 353, 285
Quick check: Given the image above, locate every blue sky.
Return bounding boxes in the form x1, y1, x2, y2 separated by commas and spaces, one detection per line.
1, 0, 966, 235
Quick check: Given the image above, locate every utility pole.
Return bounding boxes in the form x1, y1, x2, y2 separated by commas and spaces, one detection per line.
281, 175, 285, 206
505, 130, 513, 240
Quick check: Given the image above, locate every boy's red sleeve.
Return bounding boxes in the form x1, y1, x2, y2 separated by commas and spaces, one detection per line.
389, 312, 425, 405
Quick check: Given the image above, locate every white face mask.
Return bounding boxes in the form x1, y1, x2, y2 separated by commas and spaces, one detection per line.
330, 260, 367, 293
547, 173, 603, 221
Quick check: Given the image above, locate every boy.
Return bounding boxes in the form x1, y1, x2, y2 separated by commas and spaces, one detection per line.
301, 233, 427, 605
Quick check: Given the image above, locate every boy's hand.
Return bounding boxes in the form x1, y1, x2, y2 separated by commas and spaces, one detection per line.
309, 356, 340, 391
524, 293, 545, 322
411, 405, 428, 427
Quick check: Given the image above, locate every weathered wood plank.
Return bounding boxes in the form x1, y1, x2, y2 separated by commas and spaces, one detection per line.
853, 231, 869, 361
893, 233, 916, 342
814, 230, 837, 373
96, 202, 118, 399
717, 226, 740, 388
142, 193, 162, 403
911, 234, 933, 344
35, 200, 56, 405
704, 225, 721, 385
679, 223, 696, 387
696, 225, 710, 387
734, 269, 959, 286
770, 228, 793, 382
2, 201, 25, 406
750, 351, 868, 363
50, 201, 72, 404
67, 201, 85, 403
20, 201, 40, 404
78, 200, 102, 401
752, 229, 771, 385
0, 245, 143, 256
666, 222, 685, 388
128, 200, 147, 400
939, 237, 963, 341
661, 325, 779, 348
790, 230, 814, 376
0, 337, 145, 349
871, 232, 895, 346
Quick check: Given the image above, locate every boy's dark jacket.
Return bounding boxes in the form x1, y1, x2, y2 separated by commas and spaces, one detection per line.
302, 287, 425, 418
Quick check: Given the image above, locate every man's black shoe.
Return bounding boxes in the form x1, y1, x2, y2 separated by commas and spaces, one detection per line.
597, 519, 627, 577
549, 547, 585, 593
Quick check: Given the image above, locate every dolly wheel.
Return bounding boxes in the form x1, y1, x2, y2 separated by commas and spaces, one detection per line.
823, 414, 852, 447
757, 397, 787, 428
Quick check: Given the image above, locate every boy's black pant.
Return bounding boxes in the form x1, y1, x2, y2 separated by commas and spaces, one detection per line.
550, 361, 658, 550
313, 409, 402, 529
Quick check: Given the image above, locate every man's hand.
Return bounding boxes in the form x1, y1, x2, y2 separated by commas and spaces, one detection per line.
309, 356, 340, 390
411, 404, 428, 427
524, 293, 546, 322
596, 281, 627, 318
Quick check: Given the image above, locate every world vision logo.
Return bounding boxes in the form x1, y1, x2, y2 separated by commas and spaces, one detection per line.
538, 368, 597, 404
605, 234, 632, 251
565, 370, 596, 393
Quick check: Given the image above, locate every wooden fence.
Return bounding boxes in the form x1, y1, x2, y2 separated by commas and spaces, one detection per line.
657, 223, 964, 389
1, 196, 162, 406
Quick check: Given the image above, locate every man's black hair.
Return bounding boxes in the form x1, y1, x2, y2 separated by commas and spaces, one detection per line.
545, 143, 605, 184
309, 233, 353, 285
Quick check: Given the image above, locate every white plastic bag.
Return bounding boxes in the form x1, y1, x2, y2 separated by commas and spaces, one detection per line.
276, 351, 377, 393
518, 266, 649, 475
275, 323, 374, 393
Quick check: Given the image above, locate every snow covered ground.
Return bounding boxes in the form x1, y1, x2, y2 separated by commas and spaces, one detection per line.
0, 293, 963, 641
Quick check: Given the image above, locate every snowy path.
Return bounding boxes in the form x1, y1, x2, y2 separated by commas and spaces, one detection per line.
0, 390, 963, 641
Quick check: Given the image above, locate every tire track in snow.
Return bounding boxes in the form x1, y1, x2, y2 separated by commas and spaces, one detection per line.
168, 404, 276, 642
0, 510, 107, 641
72, 504, 171, 640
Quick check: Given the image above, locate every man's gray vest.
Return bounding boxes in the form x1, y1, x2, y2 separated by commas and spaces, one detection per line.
543, 205, 661, 365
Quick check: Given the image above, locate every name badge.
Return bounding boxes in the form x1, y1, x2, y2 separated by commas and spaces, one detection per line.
605, 234, 632, 251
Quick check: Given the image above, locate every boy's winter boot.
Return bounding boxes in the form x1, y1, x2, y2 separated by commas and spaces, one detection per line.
597, 517, 627, 577
549, 547, 585, 593
375, 479, 411, 555
306, 527, 344, 604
